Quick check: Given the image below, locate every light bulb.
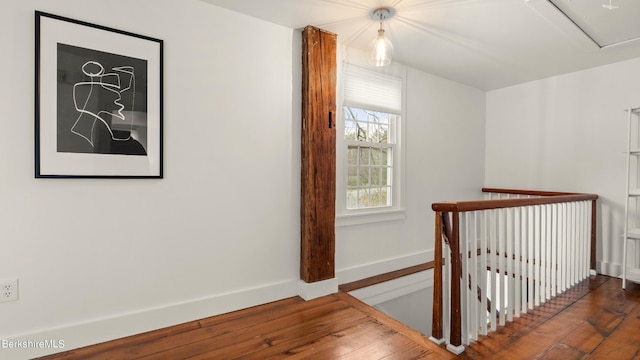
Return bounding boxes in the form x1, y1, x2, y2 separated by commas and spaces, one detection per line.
368, 25, 393, 67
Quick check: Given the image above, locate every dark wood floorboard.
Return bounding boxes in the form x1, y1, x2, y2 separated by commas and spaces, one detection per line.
459, 275, 640, 359
38, 275, 640, 360
38, 292, 454, 360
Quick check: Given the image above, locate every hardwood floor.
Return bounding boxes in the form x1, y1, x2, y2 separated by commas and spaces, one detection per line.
38, 275, 640, 360
38, 291, 454, 360
460, 275, 640, 359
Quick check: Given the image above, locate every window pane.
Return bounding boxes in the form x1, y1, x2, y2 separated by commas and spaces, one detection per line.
347, 166, 358, 186
344, 107, 396, 145
380, 125, 389, 143
347, 146, 359, 166
342, 105, 399, 210
371, 167, 381, 185
371, 147, 382, 165
347, 189, 358, 209
345, 120, 357, 140
381, 148, 390, 166
371, 114, 387, 142
359, 147, 370, 165
358, 188, 370, 208
382, 186, 391, 206
370, 187, 392, 207
368, 124, 380, 143
381, 166, 391, 185
359, 167, 370, 186
378, 112, 389, 124
357, 123, 366, 141
344, 107, 354, 119
353, 107, 368, 120
371, 187, 383, 207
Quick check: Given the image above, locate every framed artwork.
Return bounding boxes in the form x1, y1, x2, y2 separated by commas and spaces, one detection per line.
35, 11, 163, 178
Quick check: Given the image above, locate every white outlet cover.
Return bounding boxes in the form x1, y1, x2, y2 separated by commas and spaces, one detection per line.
0, 278, 18, 303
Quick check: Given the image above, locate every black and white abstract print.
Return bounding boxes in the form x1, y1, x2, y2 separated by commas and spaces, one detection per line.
57, 43, 148, 156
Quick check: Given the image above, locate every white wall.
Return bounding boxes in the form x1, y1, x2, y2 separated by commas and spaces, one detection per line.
0, 1, 487, 358
334, 62, 485, 338
486, 57, 640, 277
375, 287, 433, 335
1, 1, 299, 358
336, 49, 487, 281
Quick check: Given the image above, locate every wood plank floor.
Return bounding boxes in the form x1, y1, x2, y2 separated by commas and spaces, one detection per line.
459, 275, 640, 359
38, 291, 454, 360
39, 275, 640, 360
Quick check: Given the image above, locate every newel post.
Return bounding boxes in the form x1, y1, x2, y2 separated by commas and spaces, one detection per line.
590, 199, 597, 273
431, 211, 444, 342
449, 211, 463, 351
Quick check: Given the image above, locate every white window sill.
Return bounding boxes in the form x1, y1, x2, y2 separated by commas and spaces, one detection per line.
335, 208, 406, 227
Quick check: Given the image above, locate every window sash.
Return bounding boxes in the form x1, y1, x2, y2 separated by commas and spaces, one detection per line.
345, 142, 394, 209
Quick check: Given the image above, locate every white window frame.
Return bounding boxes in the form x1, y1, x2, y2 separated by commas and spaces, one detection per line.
336, 62, 406, 226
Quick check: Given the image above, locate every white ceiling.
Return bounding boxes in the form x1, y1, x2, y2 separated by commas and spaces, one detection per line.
200, 0, 640, 90
549, 0, 640, 47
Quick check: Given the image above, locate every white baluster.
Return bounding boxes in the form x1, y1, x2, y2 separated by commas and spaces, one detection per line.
521, 206, 528, 314
469, 211, 478, 341
498, 208, 506, 326
506, 207, 514, 322
544, 204, 551, 301
490, 209, 497, 331
528, 206, 534, 310
584, 201, 590, 278
582, 201, 591, 279
550, 203, 557, 298
480, 210, 488, 336
577, 202, 584, 280
569, 202, 576, 286
540, 205, 547, 304
514, 206, 521, 318
461, 213, 469, 345
559, 203, 567, 293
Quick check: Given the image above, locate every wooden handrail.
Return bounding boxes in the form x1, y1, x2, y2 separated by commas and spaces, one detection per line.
431, 188, 599, 352
338, 262, 434, 293
433, 190, 597, 213
481, 187, 580, 196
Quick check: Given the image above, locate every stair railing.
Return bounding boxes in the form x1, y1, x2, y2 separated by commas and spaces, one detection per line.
430, 188, 598, 354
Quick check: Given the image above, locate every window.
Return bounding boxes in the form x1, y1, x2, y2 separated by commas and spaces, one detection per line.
344, 107, 397, 209
338, 63, 404, 223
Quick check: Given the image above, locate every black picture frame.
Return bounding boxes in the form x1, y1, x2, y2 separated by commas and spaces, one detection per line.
35, 11, 163, 178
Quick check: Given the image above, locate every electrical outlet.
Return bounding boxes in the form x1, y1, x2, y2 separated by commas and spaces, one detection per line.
0, 279, 18, 303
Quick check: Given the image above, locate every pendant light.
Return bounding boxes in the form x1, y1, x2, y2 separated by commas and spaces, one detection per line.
368, 7, 394, 67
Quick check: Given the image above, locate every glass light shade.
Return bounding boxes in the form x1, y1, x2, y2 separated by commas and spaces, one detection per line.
368, 28, 393, 67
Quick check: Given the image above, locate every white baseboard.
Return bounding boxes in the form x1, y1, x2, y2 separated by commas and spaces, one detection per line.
2, 251, 436, 359
447, 343, 465, 355
336, 250, 433, 285
0, 280, 299, 360
598, 260, 622, 278
348, 269, 433, 306
298, 278, 339, 300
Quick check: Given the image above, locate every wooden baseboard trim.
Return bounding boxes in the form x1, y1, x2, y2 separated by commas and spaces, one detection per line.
338, 262, 434, 293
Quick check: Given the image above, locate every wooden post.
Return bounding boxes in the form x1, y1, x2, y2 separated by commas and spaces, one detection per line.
591, 199, 597, 272
450, 212, 462, 347
300, 26, 337, 283
432, 211, 443, 340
